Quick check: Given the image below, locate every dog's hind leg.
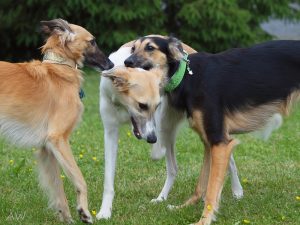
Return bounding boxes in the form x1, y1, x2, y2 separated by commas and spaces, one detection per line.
251, 113, 282, 141
37, 147, 73, 223
47, 137, 92, 224
229, 153, 243, 199
151, 98, 184, 203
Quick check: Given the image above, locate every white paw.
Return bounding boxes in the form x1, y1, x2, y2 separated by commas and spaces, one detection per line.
150, 197, 165, 203
232, 189, 244, 199
96, 208, 111, 220
167, 204, 177, 210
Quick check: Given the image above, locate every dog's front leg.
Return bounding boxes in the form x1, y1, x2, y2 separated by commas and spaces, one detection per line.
194, 140, 237, 225
97, 124, 119, 220
150, 106, 166, 160
174, 143, 211, 210
151, 97, 184, 203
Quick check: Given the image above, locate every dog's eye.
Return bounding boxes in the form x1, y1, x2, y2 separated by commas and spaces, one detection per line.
145, 45, 155, 51
90, 39, 96, 46
131, 46, 136, 53
138, 102, 149, 111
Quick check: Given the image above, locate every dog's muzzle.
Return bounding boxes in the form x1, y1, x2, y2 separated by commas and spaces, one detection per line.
146, 132, 157, 144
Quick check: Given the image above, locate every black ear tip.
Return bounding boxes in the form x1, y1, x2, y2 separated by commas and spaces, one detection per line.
168, 36, 181, 44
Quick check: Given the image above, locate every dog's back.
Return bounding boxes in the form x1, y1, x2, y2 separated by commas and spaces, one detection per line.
186, 40, 300, 111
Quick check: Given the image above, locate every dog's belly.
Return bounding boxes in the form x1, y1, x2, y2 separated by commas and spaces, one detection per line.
0, 117, 47, 148
225, 101, 283, 134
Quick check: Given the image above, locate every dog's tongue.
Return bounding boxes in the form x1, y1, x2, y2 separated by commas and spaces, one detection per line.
130, 117, 142, 139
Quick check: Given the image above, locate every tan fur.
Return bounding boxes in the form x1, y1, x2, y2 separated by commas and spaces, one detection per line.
195, 140, 238, 225
224, 101, 284, 134
282, 90, 300, 115
41, 23, 95, 67
0, 19, 105, 223
103, 67, 162, 116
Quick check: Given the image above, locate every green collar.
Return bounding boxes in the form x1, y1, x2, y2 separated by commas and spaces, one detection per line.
164, 52, 192, 92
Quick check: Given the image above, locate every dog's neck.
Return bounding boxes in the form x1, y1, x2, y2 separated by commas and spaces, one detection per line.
43, 51, 77, 69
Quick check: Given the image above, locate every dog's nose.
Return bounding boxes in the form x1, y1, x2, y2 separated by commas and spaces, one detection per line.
146, 133, 157, 144
124, 58, 134, 68
107, 60, 114, 70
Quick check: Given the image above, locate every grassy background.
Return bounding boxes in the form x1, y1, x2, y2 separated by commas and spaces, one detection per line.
0, 70, 299, 225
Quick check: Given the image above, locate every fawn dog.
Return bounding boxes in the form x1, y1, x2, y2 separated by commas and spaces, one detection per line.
0, 18, 113, 223
124, 36, 299, 225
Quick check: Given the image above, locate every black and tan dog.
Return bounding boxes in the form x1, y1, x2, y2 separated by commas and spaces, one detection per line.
124, 36, 300, 225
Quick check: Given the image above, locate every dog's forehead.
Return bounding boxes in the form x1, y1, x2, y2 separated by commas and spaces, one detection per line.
69, 24, 93, 40
130, 72, 159, 95
135, 38, 157, 48
134, 36, 168, 53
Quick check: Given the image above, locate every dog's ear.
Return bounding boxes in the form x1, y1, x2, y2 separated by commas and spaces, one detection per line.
168, 37, 184, 61
40, 18, 75, 42
102, 67, 130, 92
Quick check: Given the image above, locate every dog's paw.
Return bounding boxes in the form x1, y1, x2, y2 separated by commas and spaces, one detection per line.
96, 208, 111, 220
193, 218, 211, 225
167, 204, 178, 210
57, 209, 74, 224
59, 215, 74, 224
232, 188, 244, 199
233, 191, 244, 199
77, 208, 93, 224
150, 196, 165, 203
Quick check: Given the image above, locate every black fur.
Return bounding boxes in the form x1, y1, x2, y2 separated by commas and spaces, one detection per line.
170, 40, 300, 144
127, 37, 300, 145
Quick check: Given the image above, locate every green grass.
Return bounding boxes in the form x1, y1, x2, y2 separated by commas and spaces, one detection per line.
0, 70, 299, 225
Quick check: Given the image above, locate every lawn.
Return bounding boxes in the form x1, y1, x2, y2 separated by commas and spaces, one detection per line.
0, 70, 299, 225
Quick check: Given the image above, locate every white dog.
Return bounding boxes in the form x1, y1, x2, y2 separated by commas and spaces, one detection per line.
97, 46, 282, 220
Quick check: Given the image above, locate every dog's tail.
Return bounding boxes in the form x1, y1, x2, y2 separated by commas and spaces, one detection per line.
251, 113, 282, 141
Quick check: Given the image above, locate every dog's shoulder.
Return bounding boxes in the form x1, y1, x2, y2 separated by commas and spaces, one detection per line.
19, 60, 48, 79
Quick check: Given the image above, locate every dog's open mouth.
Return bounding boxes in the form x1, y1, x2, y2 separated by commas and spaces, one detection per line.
130, 116, 142, 139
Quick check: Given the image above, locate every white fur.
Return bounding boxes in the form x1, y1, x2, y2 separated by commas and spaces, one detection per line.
98, 48, 158, 219
0, 117, 47, 147
97, 47, 133, 220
